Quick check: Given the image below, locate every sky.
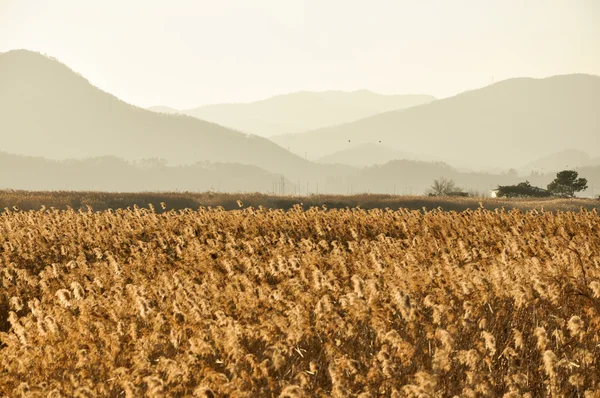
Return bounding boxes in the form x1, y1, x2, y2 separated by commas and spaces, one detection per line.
1, 0, 599, 109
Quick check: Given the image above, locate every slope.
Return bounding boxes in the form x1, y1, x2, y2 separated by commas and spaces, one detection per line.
0, 50, 313, 179
184, 90, 435, 137
0, 151, 283, 192
520, 149, 599, 173
273, 75, 600, 170
148, 106, 181, 115
317, 143, 418, 167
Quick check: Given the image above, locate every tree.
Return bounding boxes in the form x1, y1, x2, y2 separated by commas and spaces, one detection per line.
427, 177, 463, 196
546, 170, 587, 198
496, 181, 551, 198
137, 157, 168, 170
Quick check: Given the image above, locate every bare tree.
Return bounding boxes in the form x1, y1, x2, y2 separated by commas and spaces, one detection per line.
427, 177, 458, 196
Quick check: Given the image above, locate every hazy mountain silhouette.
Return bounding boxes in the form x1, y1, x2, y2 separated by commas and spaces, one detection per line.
4, 50, 598, 196
317, 143, 418, 167
316, 143, 508, 173
520, 149, 599, 173
0, 50, 317, 179
183, 90, 435, 137
314, 142, 478, 168
345, 159, 600, 198
2, 148, 599, 197
148, 105, 181, 114
0, 151, 284, 192
273, 75, 600, 169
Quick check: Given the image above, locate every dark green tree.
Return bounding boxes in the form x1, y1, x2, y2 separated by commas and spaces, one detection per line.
546, 170, 587, 198
496, 181, 551, 198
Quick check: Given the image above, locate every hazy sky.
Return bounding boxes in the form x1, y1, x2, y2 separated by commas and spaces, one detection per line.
1, 0, 599, 109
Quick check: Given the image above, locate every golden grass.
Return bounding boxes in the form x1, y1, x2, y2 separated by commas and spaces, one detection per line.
1, 190, 599, 213
0, 205, 599, 396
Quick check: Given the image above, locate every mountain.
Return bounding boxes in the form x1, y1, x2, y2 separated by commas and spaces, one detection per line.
183, 90, 435, 137
520, 149, 599, 173
0, 50, 315, 179
273, 75, 600, 170
148, 105, 181, 114
344, 159, 600, 198
345, 159, 480, 195
317, 143, 418, 167
3, 148, 599, 197
315, 142, 472, 168
0, 151, 283, 192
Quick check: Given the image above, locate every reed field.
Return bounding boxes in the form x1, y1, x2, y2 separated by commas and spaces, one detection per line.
1, 204, 599, 396
1, 190, 599, 213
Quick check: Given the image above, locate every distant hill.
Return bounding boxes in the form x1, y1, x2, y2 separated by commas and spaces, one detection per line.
2, 149, 599, 197
343, 159, 600, 198
0, 151, 282, 192
520, 149, 600, 173
183, 90, 435, 137
273, 75, 600, 170
0, 50, 316, 179
317, 143, 418, 167
148, 105, 181, 115
314, 142, 470, 168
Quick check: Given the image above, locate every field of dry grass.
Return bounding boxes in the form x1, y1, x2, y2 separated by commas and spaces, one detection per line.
1, 203, 599, 396
1, 190, 599, 213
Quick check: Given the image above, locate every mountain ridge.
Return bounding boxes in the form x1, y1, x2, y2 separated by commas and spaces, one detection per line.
181, 90, 435, 137
0, 50, 317, 180
520, 149, 600, 173
272, 74, 600, 169
0, 150, 282, 192
148, 105, 181, 114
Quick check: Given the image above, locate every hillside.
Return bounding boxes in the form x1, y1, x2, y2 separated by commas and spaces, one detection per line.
147, 105, 181, 114
2, 148, 599, 197
0, 151, 284, 192
317, 143, 418, 167
343, 159, 600, 198
314, 142, 464, 168
520, 149, 599, 173
317, 143, 505, 172
183, 90, 435, 137
0, 50, 315, 179
273, 75, 600, 169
